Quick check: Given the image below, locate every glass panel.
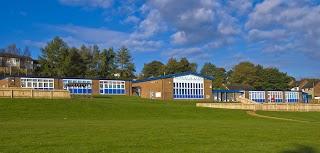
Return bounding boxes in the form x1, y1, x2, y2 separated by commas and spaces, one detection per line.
39, 83, 43, 87
44, 83, 48, 87
21, 82, 26, 87
49, 83, 54, 88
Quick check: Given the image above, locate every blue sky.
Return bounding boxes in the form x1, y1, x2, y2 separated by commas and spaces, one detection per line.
1, 0, 320, 79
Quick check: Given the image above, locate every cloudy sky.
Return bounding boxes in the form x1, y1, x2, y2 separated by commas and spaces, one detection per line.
1, 0, 320, 78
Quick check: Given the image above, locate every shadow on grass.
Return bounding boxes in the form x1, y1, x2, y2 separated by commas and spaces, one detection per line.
281, 144, 319, 153
91, 95, 113, 99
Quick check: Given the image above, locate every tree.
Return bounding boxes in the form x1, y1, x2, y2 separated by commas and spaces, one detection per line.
200, 62, 227, 89
115, 46, 135, 79
260, 68, 292, 90
0, 48, 6, 76
164, 58, 179, 75
98, 47, 116, 78
142, 60, 165, 78
200, 62, 216, 77
38, 37, 69, 77
23, 45, 31, 76
7, 44, 21, 75
62, 47, 85, 77
79, 45, 93, 78
212, 67, 227, 89
230, 62, 257, 85
190, 63, 198, 73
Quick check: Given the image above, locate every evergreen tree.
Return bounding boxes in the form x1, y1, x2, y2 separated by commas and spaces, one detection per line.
115, 46, 135, 79
38, 37, 69, 77
79, 45, 93, 78
99, 47, 116, 78
63, 47, 85, 77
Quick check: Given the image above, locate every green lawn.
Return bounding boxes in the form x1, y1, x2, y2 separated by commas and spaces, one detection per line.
0, 96, 319, 153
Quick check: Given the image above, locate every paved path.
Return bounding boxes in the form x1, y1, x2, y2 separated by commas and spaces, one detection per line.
246, 111, 309, 123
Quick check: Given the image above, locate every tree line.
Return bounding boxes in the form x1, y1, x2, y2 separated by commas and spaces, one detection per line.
37, 37, 135, 79
141, 60, 293, 91
2, 37, 294, 90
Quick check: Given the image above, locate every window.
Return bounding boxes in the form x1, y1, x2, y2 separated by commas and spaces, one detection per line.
63, 79, 92, 94
99, 80, 126, 95
173, 81, 204, 99
21, 78, 54, 90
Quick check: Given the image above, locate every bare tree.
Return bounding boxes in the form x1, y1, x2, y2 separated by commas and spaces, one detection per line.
23, 45, 31, 76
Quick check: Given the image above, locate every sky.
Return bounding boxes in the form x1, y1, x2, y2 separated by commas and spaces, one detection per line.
1, 0, 320, 79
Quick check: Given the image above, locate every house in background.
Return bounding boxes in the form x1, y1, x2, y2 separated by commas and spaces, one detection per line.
289, 79, 320, 100
0, 53, 38, 75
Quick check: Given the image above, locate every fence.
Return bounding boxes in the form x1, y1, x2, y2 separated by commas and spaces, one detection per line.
196, 103, 320, 112
0, 89, 70, 99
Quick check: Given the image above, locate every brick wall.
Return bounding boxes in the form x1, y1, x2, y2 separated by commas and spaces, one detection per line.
314, 82, 320, 98
133, 77, 213, 101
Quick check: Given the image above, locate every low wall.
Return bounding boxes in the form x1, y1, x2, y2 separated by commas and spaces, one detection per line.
0, 89, 70, 99
196, 103, 320, 112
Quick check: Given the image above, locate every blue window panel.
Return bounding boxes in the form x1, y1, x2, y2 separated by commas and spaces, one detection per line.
179, 95, 182, 98
78, 89, 83, 94
69, 89, 73, 93
112, 89, 116, 94
121, 89, 125, 94
117, 89, 121, 94
74, 89, 78, 94
174, 95, 177, 98
104, 89, 109, 94
100, 90, 103, 94
88, 89, 92, 94
195, 95, 198, 98
108, 89, 112, 94
83, 89, 87, 93
191, 95, 194, 98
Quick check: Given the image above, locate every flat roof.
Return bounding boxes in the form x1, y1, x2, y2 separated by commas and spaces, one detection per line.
132, 72, 214, 83
0, 76, 131, 81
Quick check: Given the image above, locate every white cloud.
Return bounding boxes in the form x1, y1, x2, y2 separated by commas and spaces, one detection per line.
131, 10, 167, 39
248, 29, 287, 41
58, 0, 114, 9
246, 0, 320, 57
170, 31, 187, 45
122, 39, 163, 52
24, 40, 47, 48
162, 47, 212, 61
124, 15, 140, 23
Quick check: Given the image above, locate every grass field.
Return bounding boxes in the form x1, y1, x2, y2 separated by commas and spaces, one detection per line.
1, 96, 320, 153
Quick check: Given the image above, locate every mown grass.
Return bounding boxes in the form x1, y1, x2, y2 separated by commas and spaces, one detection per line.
0, 96, 320, 153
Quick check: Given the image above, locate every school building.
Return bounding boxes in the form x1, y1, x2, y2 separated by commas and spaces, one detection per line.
0, 76, 132, 96
132, 72, 214, 101
0, 72, 309, 103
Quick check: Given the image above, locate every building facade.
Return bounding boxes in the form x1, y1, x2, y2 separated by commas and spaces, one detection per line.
132, 72, 214, 101
0, 76, 132, 96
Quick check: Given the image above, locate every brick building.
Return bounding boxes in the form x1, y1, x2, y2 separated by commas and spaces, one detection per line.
0, 76, 132, 96
132, 72, 214, 101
